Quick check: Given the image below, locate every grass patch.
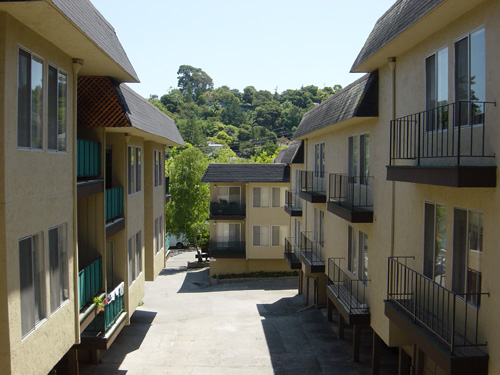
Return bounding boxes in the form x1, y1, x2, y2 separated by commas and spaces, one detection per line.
212, 270, 299, 279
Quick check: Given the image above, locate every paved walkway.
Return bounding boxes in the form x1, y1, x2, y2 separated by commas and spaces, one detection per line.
82, 250, 362, 375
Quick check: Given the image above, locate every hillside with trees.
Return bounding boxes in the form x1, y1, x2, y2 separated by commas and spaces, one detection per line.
150, 65, 341, 159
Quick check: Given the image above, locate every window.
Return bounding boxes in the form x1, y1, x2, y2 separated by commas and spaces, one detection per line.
453, 208, 483, 306
314, 143, 325, 177
253, 226, 270, 246
272, 187, 282, 208
128, 146, 142, 194
455, 28, 485, 126
18, 49, 43, 149
48, 66, 67, 151
294, 219, 301, 248
424, 203, 447, 286
349, 134, 370, 183
154, 216, 163, 254
49, 224, 68, 313
314, 209, 324, 246
217, 223, 240, 244
348, 227, 368, 282
154, 150, 163, 187
106, 241, 115, 290
217, 186, 241, 204
19, 232, 45, 337
253, 187, 269, 207
128, 231, 142, 285
426, 47, 449, 131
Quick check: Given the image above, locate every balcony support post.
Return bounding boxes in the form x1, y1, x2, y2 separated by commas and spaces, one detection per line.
353, 324, 361, 362
338, 314, 345, 340
372, 331, 381, 375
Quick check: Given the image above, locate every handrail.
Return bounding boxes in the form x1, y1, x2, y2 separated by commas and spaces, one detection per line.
300, 170, 326, 194
78, 257, 102, 309
328, 174, 373, 208
209, 201, 246, 216
285, 190, 302, 209
387, 257, 489, 353
284, 237, 300, 257
77, 139, 101, 179
328, 258, 369, 314
105, 187, 124, 222
299, 232, 323, 264
389, 101, 495, 166
209, 240, 245, 255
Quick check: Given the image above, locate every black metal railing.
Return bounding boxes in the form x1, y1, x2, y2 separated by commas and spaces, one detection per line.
300, 170, 326, 194
285, 190, 302, 210
390, 101, 496, 166
299, 232, 323, 264
328, 258, 369, 314
209, 240, 245, 256
387, 257, 489, 353
210, 201, 246, 216
285, 237, 299, 257
328, 174, 373, 208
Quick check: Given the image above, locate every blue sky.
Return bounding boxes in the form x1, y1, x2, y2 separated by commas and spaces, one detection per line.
92, 0, 396, 98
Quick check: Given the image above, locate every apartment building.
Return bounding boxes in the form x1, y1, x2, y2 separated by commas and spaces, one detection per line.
0, 1, 184, 374
201, 163, 291, 276
286, 0, 499, 374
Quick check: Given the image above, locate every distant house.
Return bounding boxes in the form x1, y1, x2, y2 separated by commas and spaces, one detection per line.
201, 163, 291, 275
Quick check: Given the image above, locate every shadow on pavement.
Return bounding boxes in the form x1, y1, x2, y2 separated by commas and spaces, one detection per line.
258, 297, 361, 375
176, 268, 299, 293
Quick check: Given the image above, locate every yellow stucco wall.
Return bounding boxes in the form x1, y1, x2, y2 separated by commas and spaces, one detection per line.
0, 13, 78, 375
209, 258, 291, 276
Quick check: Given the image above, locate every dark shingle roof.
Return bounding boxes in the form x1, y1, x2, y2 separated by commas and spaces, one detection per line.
292, 71, 378, 139
275, 141, 304, 164
51, 0, 139, 81
351, 0, 442, 72
120, 84, 185, 146
201, 164, 290, 183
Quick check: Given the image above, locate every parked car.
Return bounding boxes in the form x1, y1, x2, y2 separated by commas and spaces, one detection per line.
168, 233, 190, 249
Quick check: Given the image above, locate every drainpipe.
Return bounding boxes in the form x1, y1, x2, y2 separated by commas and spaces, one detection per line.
388, 57, 396, 258
72, 58, 83, 345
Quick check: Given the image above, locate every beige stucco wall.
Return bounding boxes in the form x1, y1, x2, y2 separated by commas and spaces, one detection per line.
210, 258, 291, 276
246, 182, 289, 260
144, 141, 166, 281
0, 13, 78, 375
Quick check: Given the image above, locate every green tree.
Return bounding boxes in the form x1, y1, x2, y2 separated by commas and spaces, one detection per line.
177, 65, 214, 102
165, 146, 209, 243
177, 118, 206, 148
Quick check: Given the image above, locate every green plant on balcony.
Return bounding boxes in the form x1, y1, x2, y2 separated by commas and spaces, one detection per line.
92, 296, 108, 313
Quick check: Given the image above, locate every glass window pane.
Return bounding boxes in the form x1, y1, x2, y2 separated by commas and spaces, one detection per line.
359, 231, 368, 282
136, 148, 141, 192
253, 187, 260, 207
455, 37, 469, 126
261, 187, 269, 208
260, 226, 269, 246
128, 237, 134, 285
48, 66, 58, 150
229, 187, 240, 204
272, 226, 280, 246
18, 50, 31, 148
49, 227, 60, 312
19, 237, 34, 336
272, 187, 280, 207
58, 71, 67, 151
33, 233, 44, 324
470, 28, 485, 125
31, 58, 43, 149
452, 208, 467, 294
136, 231, 142, 277
128, 147, 135, 193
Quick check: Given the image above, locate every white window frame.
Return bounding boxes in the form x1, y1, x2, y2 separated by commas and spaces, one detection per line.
253, 187, 269, 208
47, 63, 67, 152
253, 225, 270, 246
154, 150, 163, 187
217, 186, 241, 204
128, 146, 142, 194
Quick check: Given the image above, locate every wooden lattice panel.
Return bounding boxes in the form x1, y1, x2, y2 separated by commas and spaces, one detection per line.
78, 76, 130, 128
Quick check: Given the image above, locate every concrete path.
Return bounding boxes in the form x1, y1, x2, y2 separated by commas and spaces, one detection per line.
82, 250, 361, 374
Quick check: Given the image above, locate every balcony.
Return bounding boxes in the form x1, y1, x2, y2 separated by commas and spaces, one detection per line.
78, 257, 104, 332
327, 258, 370, 362
81, 282, 127, 350
77, 139, 104, 199
209, 240, 245, 258
283, 237, 301, 269
209, 201, 246, 220
105, 187, 125, 238
298, 232, 324, 273
385, 257, 489, 375
327, 174, 373, 223
388, 101, 496, 187
284, 190, 302, 217
299, 171, 326, 203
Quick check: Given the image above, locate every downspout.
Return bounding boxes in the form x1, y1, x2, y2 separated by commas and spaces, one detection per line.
388, 57, 396, 258
72, 58, 83, 345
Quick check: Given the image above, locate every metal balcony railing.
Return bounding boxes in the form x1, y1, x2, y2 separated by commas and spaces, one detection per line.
387, 257, 489, 354
299, 232, 323, 265
328, 174, 373, 209
209, 240, 245, 256
78, 257, 102, 310
389, 101, 496, 166
328, 258, 369, 314
285, 190, 302, 210
105, 187, 124, 222
88, 281, 124, 332
77, 139, 101, 179
210, 201, 246, 216
300, 170, 326, 194
285, 237, 300, 257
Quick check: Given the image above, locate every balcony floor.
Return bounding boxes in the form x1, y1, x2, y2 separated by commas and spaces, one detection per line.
284, 205, 302, 217
299, 251, 324, 273
386, 165, 496, 188
284, 252, 301, 269
327, 285, 370, 326
299, 191, 327, 203
385, 300, 488, 375
327, 202, 373, 223
79, 311, 127, 351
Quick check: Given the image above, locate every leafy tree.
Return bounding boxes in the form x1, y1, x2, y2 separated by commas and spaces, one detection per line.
165, 146, 209, 243
253, 102, 282, 129
177, 118, 206, 148
242, 86, 256, 105
177, 65, 214, 102
280, 100, 304, 130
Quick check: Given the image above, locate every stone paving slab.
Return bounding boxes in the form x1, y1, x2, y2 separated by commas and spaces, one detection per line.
81, 250, 361, 375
